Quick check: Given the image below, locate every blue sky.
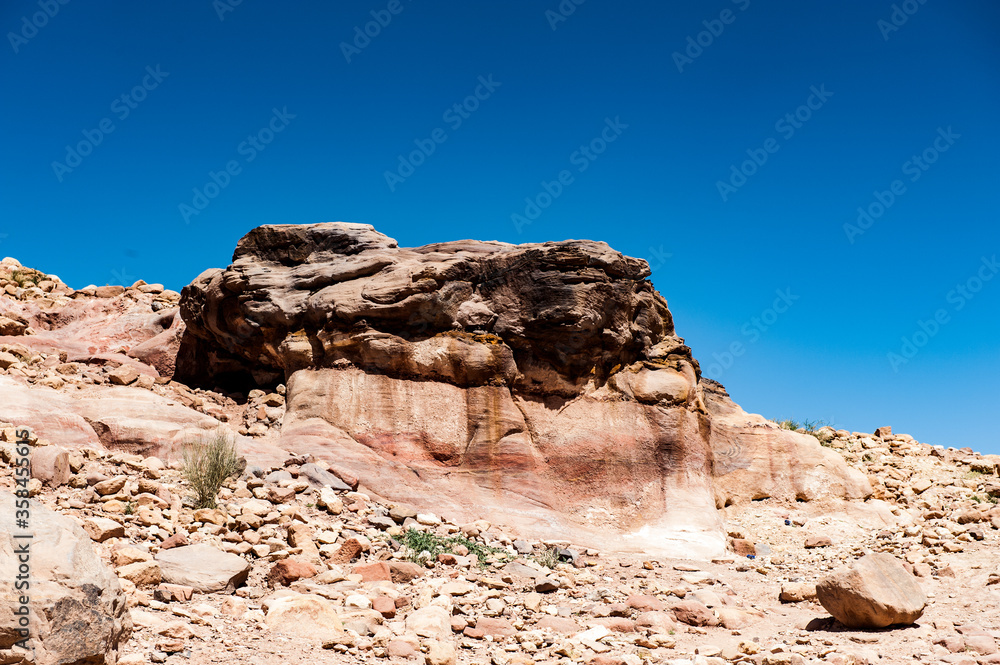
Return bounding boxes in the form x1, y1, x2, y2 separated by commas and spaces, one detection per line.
1, 1, 998, 451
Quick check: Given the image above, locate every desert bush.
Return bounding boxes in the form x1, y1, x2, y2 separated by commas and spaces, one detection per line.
399, 528, 511, 568
182, 428, 243, 509
776, 418, 828, 435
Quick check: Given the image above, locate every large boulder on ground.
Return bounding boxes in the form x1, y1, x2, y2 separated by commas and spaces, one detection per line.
264, 593, 344, 640
155, 544, 250, 593
176, 222, 872, 558
816, 553, 927, 628
0, 491, 132, 665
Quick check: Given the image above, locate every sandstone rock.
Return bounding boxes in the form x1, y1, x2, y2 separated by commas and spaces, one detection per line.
0, 374, 238, 463
537, 616, 582, 633
0, 352, 21, 369
704, 380, 872, 508
117, 560, 162, 587
816, 553, 927, 628
154, 584, 194, 602
219, 597, 247, 617
388, 560, 425, 583
425, 640, 457, 665
94, 476, 127, 496
352, 561, 391, 583
671, 600, 718, 627
286, 523, 321, 562
155, 544, 250, 593
159, 532, 188, 550
82, 516, 126, 542
264, 593, 344, 640
731, 538, 756, 557
267, 557, 317, 587
372, 596, 396, 618
176, 224, 770, 557
779, 582, 817, 603
0, 315, 28, 336
94, 285, 125, 298
108, 365, 140, 386
112, 546, 152, 567
0, 491, 131, 664
127, 313, 184, 379
406, 605, 451, 638
329, 537, 364, 564
386, 639, 417, 659
472, 617, 516, 637
804, 535, 833, 548
29, 445, 71, 486
300, 463, 352, 492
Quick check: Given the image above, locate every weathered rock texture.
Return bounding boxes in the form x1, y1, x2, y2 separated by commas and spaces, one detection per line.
816, 553, 927, 628
178, 223, 868, 556
703, 380, 871, 507
0, 491, 132, 664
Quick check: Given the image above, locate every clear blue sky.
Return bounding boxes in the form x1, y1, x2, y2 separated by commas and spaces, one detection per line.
2, 1, 997, 451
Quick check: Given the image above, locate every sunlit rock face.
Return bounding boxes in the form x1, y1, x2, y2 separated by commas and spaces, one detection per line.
178, 223, 867, 557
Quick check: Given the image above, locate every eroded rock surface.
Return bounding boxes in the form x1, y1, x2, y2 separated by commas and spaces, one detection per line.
177, 223, 864, 556
816, 553, 927, 628
0, 491, 132, 665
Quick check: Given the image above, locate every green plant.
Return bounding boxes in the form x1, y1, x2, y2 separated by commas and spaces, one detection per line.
124, 501, 135, 515
401, 528, 446, 562
399, 528, 511, 568
531, 545, 562, 569
182, 428, 243, 509
775, 418, 828, 435
10, 269, 44, 288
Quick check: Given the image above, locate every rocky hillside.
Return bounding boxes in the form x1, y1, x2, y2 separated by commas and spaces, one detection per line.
0, 228, 998, 664
2, 418, 999, 664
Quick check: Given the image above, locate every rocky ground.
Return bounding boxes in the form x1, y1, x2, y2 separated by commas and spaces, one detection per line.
4, 422, 1000, 665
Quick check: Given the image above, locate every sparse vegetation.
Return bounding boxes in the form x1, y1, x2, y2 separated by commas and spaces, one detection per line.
774, 417, 838, 448
399, 528, 517, 569
182, 428, 244, 509
775, 418, 829, 435
10, 268, 46, 288
532, 545, 562, 569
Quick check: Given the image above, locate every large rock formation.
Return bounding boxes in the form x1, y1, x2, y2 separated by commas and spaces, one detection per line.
178, 222, 869, 556
0, 491, 132, 664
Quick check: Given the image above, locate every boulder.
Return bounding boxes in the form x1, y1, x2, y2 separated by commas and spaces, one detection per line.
29, 446, 71, 487
779, 582, 817, 603
0, 491, 132, 664
405, 605, 451, 638
155, 544, 250, 593
671, 600, 718, 627
264, 593, 344, 640
267, 557, 317, 587
117, 561, 162, 587
81, 516, 126, 543
816, 553, 927, 628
